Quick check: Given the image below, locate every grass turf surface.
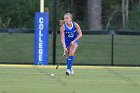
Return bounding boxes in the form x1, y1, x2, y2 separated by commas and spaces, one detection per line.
0, 65, 140, 93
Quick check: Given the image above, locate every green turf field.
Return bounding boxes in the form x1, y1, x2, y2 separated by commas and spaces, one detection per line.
0, 65, 140, 93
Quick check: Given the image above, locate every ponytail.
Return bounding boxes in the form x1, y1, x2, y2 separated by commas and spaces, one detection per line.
59, 20, 65, 26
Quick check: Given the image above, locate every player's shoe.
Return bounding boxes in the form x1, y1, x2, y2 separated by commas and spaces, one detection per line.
66, 69, 71, 76
70, 68, 74, 74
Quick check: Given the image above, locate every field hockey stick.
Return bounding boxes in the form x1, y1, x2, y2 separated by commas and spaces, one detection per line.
56, 50, 66, 69
56, 45, 71, 69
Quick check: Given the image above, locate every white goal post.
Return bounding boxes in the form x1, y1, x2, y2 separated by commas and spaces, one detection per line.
40, 0, 44, 12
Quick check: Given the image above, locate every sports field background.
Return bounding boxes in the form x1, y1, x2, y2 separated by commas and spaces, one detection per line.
0, 65, 140, 93
0, 33, 140, 65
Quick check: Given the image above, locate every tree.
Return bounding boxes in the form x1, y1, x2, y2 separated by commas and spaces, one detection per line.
102, 0, 122, 30
122, 0, 129, 29
87, 0, 102, 30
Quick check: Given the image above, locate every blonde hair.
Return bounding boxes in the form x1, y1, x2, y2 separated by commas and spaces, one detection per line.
59, 13, 73, 26
64, 13, 73, 19
59, 20, 65, 26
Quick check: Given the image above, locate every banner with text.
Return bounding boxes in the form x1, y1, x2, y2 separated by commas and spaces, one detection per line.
34, 12, 49, 65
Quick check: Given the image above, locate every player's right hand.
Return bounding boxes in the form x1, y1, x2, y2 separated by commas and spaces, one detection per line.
63, 47, 68, 53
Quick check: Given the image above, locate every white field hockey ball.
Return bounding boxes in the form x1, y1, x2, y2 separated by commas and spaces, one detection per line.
51, 74, 54, 77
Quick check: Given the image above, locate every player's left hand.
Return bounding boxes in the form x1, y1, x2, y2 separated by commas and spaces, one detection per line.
71, 41, 75, 45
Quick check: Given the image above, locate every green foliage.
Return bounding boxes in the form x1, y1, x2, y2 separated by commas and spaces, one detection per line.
0, 17, 11, 28
57, 0, 88, 29
72, 0, 87, 29
0, 0, 140, 30
0, 0, 55, 28
0, 0, 40, 28
102, 0, 122, 30
126, 5, 140, 31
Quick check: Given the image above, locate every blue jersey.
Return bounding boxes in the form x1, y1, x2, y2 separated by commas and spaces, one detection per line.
64, 22, 78, 42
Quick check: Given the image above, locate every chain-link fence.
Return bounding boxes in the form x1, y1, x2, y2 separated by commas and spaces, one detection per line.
0, 29, 140, 66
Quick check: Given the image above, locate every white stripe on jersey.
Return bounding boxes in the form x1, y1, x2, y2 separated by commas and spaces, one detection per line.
64, 22, 73, 30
